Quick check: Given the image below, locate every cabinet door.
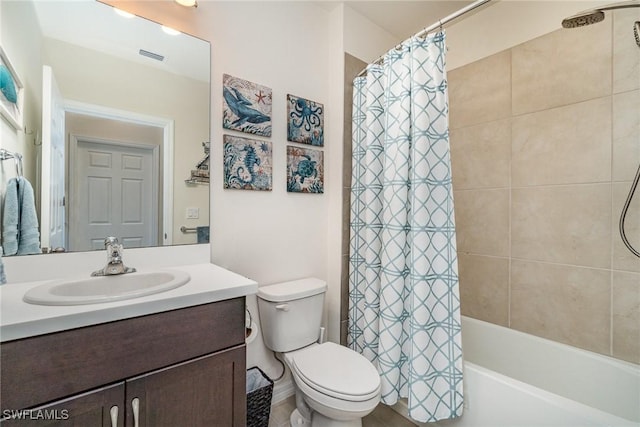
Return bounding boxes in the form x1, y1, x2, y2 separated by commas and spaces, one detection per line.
1, 383, 124, 427
125, 345, 246, 427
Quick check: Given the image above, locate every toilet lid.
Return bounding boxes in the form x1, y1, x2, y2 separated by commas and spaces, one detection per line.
290, 342, 380, 402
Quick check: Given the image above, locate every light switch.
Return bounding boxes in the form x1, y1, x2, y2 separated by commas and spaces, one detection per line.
186, 207, 199, 219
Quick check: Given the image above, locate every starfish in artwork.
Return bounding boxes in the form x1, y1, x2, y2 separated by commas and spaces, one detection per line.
255, 90, 267, 104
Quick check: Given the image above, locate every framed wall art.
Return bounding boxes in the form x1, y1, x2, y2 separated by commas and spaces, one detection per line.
223, 74, 272, 137
0, 46, 24, 131
286, 145, 324, 194
287, 94, 323, 147
223, 134, 272, 191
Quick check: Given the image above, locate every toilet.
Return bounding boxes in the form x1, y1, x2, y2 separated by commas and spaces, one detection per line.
257, 278, 381, 427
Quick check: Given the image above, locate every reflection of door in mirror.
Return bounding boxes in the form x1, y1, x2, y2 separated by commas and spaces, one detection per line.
41, 65, 66, 251
66, 113, 164, 252
73, 140, 157, 251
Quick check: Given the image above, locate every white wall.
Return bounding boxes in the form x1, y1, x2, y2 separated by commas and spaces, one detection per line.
326, 3, 346, 347
343, 3, 398, 64
103, 0, 335, 385
0, 0, 43, 222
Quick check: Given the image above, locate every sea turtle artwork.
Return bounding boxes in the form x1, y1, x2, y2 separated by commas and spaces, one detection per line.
224, 135, 272, 191
293, 155, 317, 183
287, 94, 324, 146
287, 146, 324, 194
223, 74, 272, 137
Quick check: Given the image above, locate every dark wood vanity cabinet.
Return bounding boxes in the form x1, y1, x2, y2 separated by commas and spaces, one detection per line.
0, 298, 247, 426
1, 383, 126, 427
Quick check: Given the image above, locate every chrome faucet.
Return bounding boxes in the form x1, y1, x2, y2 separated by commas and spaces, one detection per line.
91, 237, 136, 276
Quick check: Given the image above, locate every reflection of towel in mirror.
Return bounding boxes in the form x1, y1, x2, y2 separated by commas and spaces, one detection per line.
0, 246, 6, 284
197, 226, 210, 244
2, 177, 41, 256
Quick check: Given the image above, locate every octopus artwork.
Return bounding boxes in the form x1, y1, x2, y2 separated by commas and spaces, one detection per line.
287, 94, 324, 146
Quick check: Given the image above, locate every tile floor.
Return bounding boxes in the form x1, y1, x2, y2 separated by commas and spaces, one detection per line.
268, 395, 417, 427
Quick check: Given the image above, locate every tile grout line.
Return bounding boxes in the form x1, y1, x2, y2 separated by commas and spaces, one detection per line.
609, 12, 615, 358
508, 47, 513, 329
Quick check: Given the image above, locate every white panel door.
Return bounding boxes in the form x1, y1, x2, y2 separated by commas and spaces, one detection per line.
69, 139, 158, 251
41, 66, 66, 250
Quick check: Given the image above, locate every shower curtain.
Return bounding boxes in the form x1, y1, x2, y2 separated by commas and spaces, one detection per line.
348, 32, 463, 423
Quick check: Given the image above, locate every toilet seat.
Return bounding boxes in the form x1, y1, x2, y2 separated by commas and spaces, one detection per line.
288, 342, 380, 402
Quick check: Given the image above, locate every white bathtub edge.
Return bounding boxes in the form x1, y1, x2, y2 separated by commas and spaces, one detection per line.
461, 316, 640, 422
390, 362, 637, 427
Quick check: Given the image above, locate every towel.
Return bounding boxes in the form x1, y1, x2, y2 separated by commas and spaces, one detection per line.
0, 246, 6, 284
2, 177, 41, 256
2, 178, 19, 255
197, 226, 210, 244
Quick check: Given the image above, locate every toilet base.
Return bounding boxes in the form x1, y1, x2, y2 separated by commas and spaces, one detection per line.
290, 408, 363, 427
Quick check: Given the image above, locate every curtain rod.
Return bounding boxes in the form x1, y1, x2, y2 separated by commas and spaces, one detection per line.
356, 0, 492, 77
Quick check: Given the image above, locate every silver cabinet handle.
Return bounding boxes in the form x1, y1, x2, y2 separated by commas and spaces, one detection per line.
109, 406, 118, 427
131, 398, 140, 427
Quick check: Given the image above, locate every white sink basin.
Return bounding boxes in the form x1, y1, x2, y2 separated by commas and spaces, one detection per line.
23, 270, 191, 306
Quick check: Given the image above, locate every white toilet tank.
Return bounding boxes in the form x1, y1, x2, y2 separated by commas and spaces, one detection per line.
257, 278, 327, 353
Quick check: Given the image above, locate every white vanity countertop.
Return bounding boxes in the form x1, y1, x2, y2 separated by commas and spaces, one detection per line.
0, 263, 257, 342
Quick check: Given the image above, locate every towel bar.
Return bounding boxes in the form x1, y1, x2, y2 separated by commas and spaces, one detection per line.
0, 148, 23, 177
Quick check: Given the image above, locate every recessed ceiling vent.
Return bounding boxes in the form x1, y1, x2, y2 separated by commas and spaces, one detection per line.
139, 49, 165, 62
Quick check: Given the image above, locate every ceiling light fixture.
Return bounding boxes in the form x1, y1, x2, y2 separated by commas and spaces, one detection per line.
175, 0, 197, 8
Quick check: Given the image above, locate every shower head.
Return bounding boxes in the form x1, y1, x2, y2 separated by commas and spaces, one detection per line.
562, 1, 640, 29
562, 10, 605, 28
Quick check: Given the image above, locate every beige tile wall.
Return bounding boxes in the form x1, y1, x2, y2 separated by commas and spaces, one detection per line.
448, 9, 640, 364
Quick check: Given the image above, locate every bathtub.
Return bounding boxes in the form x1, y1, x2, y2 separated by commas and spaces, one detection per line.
392, 316, 640, 427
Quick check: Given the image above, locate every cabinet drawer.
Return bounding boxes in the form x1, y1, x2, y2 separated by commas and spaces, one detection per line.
1, 383, 124, 427
1, 297, 245, 411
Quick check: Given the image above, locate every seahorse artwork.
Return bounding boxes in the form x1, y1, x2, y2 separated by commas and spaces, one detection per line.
287, 94, 324, 147
286, 146, 324, 194
223, 134, 272, 191
223, 74, 272, 137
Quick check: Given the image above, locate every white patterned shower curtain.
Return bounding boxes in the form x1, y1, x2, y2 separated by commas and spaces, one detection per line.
348, 32, 463, 423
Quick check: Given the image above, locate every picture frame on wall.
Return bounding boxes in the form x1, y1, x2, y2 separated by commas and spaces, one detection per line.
287, 94, 324, 147
222, 74, 272, 137
286, 145, 324, 194
0, 46, 24, 131
223, 134, 273, 191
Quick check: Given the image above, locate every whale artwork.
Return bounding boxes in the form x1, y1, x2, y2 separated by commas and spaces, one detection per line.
223, 74, 272, 137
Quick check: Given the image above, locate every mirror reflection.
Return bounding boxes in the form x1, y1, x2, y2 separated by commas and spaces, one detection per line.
0, 0, 210, 255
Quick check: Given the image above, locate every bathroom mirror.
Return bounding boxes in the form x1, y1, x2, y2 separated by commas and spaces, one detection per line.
1, 0, 210, 254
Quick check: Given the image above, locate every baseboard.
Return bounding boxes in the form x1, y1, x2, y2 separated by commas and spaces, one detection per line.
271, 378, 295, 405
